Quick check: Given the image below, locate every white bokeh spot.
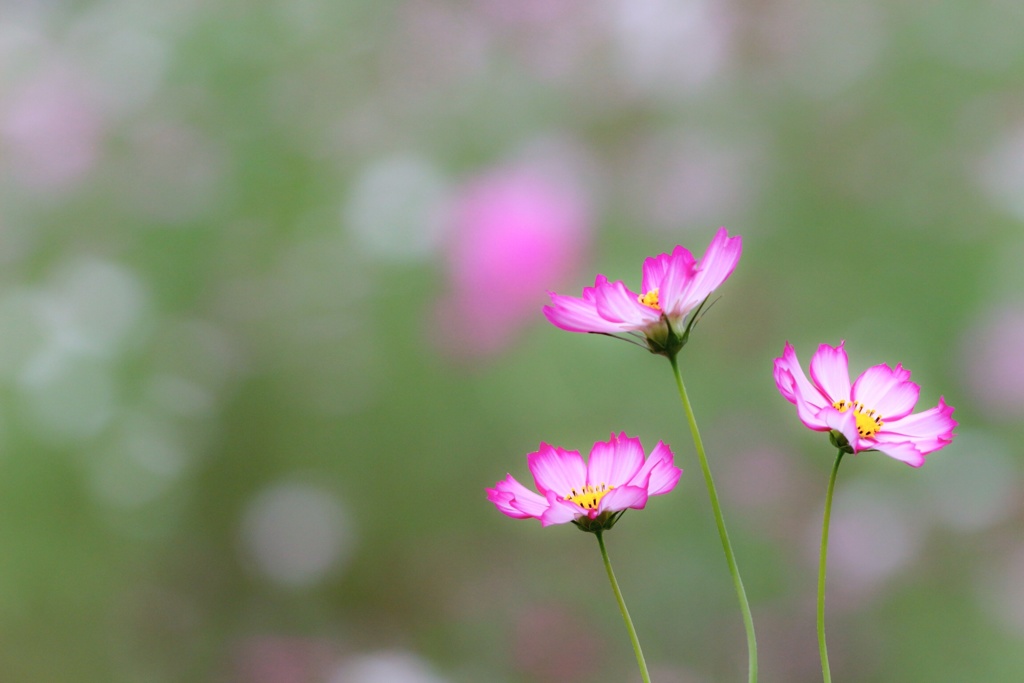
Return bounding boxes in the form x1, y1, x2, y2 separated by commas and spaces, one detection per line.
344, 155, 450, 262
241, 480, 355, 588
328, 650, 450, 683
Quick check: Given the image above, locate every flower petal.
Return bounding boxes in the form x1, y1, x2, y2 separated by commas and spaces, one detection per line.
776, 343, 956, 464
487, 474, 549, 519
594, 279, 662, 328
650, 461, 683, 496
866, 439, 928, 467
774, 343, 831, 429
641, 249, 686, 297
650, 245, 698, 316
874, 397, 957, 456
851, 363, 920, 421
597, 485, 649, 514
628, 441, 681, 495
774, 342, 822, 405
809, 342, 852, 402
670, 228, 742, 317
528, 444, 586, 496
587, 433, 645, 489
539, 491, 582, 526
820, 404, 860, 450
543, 275, 637, 333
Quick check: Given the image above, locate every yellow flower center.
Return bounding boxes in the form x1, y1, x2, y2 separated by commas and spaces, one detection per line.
833, 399, 885, 438
565, 483, 614, 510
637, 289, 661, 310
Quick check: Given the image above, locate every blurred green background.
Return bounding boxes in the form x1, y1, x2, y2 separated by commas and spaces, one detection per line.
1, 1, 1023, 681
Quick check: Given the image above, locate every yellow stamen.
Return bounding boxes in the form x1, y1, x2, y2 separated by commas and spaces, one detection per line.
833, 399, 885, 438
638, 289, 661, 310
565, 483, 614, 510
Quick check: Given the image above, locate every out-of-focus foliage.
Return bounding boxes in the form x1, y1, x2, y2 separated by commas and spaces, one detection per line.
0, 0, 1022, 681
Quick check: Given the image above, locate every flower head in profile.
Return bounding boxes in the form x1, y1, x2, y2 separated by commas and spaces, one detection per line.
773, 342, 957, 467
543, 228, 741, 357
487, 433, 682, 532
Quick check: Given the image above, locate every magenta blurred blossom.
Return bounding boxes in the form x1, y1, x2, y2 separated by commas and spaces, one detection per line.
962, 306, 1024, 418
487, 433, 681, 531
774, 342, 957, 467
543, 228, 741, 356
434, 166, 589, 357
1, 67, 103, 191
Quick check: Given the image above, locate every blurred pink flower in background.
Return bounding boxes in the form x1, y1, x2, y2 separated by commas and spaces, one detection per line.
231, 635, 335, 683
433, 164, 590, 358
512, 603, 603, 682
962, 305, 1024, 419
622, 131, 761, 235
1, 65, 103, 192
471, 0, 598, 84
807, 481, 925, 602
977, 540, 1024, 637
716, 435, 814, 539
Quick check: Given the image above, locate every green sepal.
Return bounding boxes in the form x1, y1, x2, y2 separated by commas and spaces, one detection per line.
646, 294, 715, 360
828, 430, 856, 455
572, 509, 627, 534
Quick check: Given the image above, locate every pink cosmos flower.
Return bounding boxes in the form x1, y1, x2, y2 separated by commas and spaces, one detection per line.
773, 342, 957, 467
542, 227, 741, 356
487, 433, 681, 532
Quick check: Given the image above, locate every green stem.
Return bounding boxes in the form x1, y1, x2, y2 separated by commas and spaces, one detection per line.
596, 530, 651, 683
818, 450, 844, 683
669, 355, 757, 683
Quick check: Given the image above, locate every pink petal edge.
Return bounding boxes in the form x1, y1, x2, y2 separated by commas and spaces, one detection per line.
487, 474, 548, 519
528, 444, 586, 496
851, 363, 920, 421
597, 485, 650, 514
673, 228, 742, 316
587, 432, 646, 489
809, 341, 851, 402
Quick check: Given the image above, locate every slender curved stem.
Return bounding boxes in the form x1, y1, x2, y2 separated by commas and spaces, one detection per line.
596, 530, 651, 683
669, 355, 757, 683
818, 450, 845, 683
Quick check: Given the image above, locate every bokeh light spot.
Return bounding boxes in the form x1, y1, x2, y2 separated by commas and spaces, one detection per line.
924, 430, 1018, 533
344, 155, 450, 262
241, 481, 355, 588
89, 412, 189, 508
328, 650, 450, 683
